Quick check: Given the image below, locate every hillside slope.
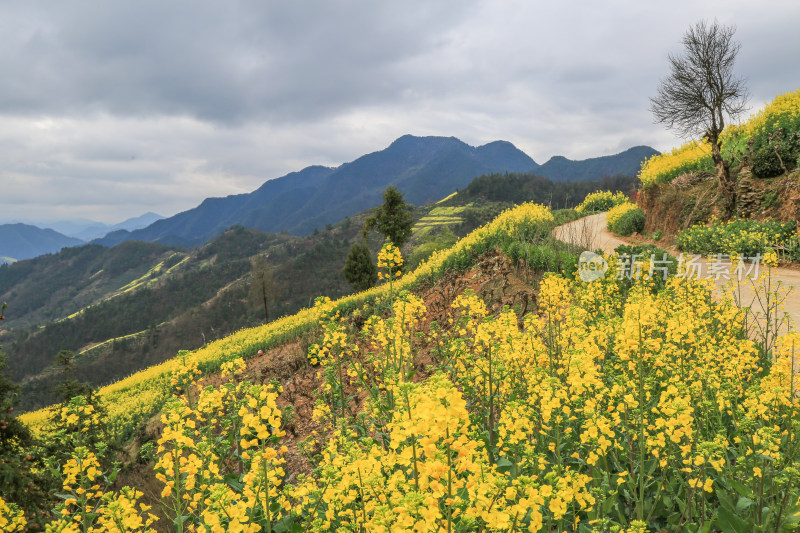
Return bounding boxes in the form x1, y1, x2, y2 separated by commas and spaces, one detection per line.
13, 201, 800, 532
3, 222, 365, 411
19, 203, 566, 434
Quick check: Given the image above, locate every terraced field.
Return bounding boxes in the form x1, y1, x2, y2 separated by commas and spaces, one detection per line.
413, 205, 469, 234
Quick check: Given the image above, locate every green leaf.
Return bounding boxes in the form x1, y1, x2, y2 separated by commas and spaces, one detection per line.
729, 479, 754, 499
495, 457, 513, 474
735, 497, 754, 513
224, 472, 244, 492
716, 489, 734, 511
716, 506, 750, 533
273, 515, 303, 533
646, 457, 659, 477
602, 496, 615, 515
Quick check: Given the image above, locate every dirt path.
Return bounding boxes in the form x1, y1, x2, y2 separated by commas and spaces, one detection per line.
553, 212, 800, 334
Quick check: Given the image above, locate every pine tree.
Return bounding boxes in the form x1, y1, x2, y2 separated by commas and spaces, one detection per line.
364, 186, 414, 248
54, 350, 93, 405
342, 241, 378, 292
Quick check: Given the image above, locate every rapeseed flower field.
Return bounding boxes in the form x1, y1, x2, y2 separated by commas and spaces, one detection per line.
7, 202, 800, 531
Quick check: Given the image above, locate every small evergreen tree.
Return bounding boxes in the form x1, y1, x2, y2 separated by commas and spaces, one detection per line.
342, 241, 378, 292
364, 186, 414, 248
53, 350, 93, 405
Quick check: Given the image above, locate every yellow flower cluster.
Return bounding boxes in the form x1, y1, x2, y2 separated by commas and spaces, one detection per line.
54, 395, 103, 440
306, 306, 349, 367
605, 201, 639, 229
638, 139, 713, 186
362, 293, 426, 382
0, 496, 26, 532
295, 375, 518, 532
219, 356, 246, 378
290, 255, 798, 530
154, 375, 288, 531
676, 217, 796, 257
574, 190, 629, 214
377, 242, 404, 280
170, 352, 203, 397
733, 88, 800, 144
93, 488, 158, 533
48, 446, 157, 533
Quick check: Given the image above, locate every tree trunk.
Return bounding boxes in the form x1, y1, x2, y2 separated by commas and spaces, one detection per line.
710, 138, 736, 219
261, 283, 269, 323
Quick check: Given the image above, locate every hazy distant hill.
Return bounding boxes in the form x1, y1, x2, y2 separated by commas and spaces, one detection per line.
0, 223, 84, 260
535, 146, 658, 182
94, 135, 656, 247
69, 211, 164, 241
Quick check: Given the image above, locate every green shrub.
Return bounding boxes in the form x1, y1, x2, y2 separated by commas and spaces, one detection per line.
552, 208, 581, 226
676, 218, 797, 257
610, 208, 645, 236
752, 145, 796, 178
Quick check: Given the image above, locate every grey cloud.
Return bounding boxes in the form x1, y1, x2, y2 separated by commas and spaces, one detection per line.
1, 1, 799, 224
0, 1, 479, 124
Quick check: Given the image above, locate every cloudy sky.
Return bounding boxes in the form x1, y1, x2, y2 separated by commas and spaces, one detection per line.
1, 1, 798, 226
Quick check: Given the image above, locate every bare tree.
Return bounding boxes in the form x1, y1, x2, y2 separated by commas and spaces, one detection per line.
650, 20, 748, 217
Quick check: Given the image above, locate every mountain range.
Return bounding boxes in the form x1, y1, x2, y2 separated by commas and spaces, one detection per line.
94, 135, 657, 247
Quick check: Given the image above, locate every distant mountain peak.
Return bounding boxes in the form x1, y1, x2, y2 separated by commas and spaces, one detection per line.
94, 135, 656, 247
391, 133, 460, 144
